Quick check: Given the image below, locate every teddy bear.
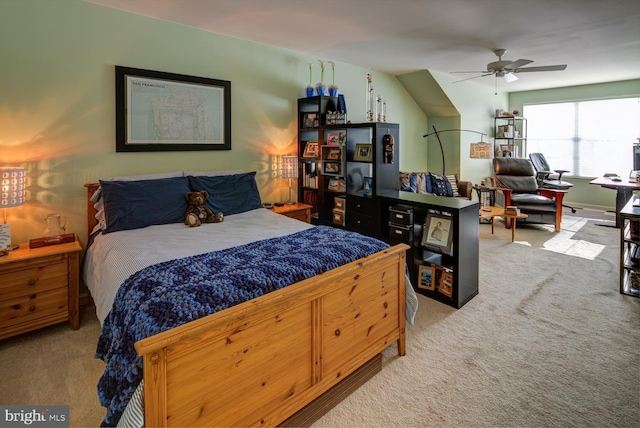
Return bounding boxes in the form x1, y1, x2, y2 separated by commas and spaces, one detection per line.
184, 191, 224, 227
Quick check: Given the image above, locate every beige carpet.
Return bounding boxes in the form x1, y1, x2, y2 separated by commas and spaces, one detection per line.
0, 211, 638, 428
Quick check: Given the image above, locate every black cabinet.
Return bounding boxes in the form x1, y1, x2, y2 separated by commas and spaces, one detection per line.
378, 190, 479, 309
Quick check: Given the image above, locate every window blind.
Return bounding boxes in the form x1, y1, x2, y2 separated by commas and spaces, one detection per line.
524, 97, 639, 178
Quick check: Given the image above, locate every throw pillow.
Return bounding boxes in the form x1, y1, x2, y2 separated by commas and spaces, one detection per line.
428, 173, 453, 197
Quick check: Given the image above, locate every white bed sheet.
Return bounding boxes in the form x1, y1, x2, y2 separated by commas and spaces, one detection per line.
84, 207, 313, 325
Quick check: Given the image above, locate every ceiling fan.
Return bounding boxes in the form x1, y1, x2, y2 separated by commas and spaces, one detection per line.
451, 49, 567, 83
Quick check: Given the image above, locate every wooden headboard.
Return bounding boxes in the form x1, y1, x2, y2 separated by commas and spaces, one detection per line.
84, 183, 100, 236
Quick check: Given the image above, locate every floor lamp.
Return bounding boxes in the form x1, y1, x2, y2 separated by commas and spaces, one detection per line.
423, 126, 487, 175
281, 155, 298, 205
1, 167, 26, 252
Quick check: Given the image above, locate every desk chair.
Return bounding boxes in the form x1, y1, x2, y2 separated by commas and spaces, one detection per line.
529, 152, 576, 213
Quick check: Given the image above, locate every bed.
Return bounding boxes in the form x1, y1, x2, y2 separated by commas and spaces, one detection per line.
83, 171, 414, 427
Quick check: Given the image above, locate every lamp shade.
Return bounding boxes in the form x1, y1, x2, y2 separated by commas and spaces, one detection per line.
281, 156, 299, 179
0, 167, 26, 208
469, 142, 493, 159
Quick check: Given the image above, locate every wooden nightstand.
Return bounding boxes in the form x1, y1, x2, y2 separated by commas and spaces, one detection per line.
270, 203, 313, 223
0, 236, 82, 340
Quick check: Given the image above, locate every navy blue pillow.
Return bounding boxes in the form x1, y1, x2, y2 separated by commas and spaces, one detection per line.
99, 176, 191, 233
188, 172, 262, 215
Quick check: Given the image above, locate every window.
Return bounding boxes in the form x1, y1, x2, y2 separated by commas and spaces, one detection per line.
524, 97, 640, 178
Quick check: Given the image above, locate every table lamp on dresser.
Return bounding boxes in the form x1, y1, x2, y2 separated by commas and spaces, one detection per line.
281, 155, 299, 205
0, 166, 26, 252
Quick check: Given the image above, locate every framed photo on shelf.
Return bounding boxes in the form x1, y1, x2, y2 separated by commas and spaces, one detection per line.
438, 268, 453, 298
327, 178, 346, 192
421, 213, 453, 253
326, 132, 341, 146
418, 265, 436, 291
499, 144, 513, 157
325, 147, 341, 160
323, 161, 341, 175
353, 144, 373, 162
302, 113, 317, 128
302, 141, 319, 158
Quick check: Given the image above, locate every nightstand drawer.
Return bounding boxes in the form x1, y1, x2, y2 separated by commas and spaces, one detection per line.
0, 257, 68, 301
0, 288, 68, 329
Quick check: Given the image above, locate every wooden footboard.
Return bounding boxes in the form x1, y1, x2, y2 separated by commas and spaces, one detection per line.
134, 243, 408, 427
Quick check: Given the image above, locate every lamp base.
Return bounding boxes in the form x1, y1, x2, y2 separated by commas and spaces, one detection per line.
0, 244, 19, 257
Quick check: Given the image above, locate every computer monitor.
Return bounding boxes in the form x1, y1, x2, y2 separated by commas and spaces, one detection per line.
634, 143, 640, 171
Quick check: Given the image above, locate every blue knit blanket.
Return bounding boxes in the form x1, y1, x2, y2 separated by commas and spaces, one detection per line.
95, 226, 390, 426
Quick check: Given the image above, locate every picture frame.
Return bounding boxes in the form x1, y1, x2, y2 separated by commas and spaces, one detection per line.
421, 213, 453, 253
353, 144, 373, 162
302, 113, 317, 129
438, 268, 453, 298
323, 161, 341, 175
418, 265, 436, 291
326, 131, 341, 146
325, 147, 341, 160
115, 66, 231, 152
499, 144, 513, 157
302, 141, 319, 158
328, 178, 346, 192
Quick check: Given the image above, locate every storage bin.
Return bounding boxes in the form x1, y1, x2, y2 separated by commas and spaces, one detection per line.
389, 204, 413, 225
388, 221, 413, 242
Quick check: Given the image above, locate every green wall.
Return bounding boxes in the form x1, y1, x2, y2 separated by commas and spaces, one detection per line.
509, 79, 640, 209
0, 0, 426, 245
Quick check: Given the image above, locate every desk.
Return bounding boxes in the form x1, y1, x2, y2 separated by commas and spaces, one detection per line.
589, 176, 640, 228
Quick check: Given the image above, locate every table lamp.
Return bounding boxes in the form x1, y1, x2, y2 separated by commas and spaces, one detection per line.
281, 155, 299, 205
0, 167, 26, 251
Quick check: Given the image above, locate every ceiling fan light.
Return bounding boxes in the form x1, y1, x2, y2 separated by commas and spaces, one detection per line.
503, 72, 518, 83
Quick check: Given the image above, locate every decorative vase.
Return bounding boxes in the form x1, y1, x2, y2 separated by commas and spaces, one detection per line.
305, 85, 315, 97
328, 85, 339, 97
315, 82, 329, 96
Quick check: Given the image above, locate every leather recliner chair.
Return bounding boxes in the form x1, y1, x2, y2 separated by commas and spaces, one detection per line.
493, 157, 566, 232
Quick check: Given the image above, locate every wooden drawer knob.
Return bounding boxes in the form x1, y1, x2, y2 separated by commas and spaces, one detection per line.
28, 279, 37, 286
29, 306, 36, 312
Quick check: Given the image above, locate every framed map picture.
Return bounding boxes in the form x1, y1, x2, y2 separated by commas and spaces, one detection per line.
115, 66, 231, 152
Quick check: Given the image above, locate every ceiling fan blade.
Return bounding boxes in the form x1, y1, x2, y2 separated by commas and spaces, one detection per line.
450, 70, 489, 74
515, 64, 567, 73
504, 58, 533, 70
502, 72, 519, 83
453, 73, 492, 83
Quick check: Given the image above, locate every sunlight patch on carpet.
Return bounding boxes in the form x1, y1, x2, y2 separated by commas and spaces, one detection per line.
541, 217, 606, 260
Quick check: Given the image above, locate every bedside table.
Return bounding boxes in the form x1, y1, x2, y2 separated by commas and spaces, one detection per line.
0, 236, 82, 339
270, 203, 313, 223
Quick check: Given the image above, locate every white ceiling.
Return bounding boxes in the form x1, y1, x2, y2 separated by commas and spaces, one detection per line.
86, 0, 640, 92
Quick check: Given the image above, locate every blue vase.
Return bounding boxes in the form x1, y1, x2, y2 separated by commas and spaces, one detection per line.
329, 86, 339, 97
305, 86, 315, 97
315, 83, 329, 96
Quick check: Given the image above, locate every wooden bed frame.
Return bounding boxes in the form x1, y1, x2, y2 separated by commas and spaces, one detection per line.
85, 183, 408, 427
